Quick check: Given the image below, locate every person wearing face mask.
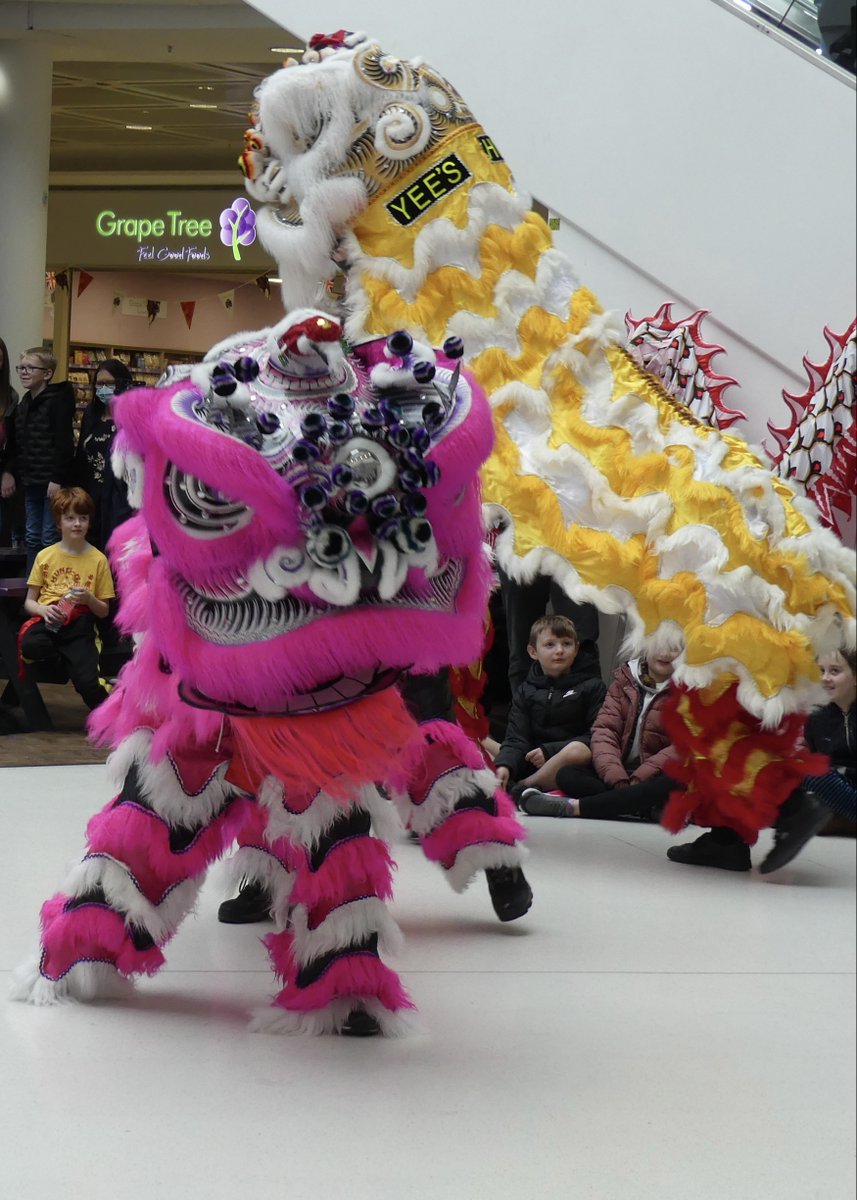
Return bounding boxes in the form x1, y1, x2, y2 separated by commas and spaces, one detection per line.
73, 359, 135, 551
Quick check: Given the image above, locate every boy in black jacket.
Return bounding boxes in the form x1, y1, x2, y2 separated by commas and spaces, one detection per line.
494, 615, 607, 799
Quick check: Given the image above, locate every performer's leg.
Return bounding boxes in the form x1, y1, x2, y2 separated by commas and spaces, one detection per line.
217, 800, 290, 925
11, 728, 253, 1004
251, 781, 413, 1036
394, 720, 531, 919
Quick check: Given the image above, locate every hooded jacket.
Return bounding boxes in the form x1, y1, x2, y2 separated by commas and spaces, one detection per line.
4, 380, 76, 488
590, 658, 676, 787
495, 659, 607, 780
805, 701, 855, 783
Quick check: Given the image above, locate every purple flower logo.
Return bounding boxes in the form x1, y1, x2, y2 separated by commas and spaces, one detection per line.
220, 197, 257, 261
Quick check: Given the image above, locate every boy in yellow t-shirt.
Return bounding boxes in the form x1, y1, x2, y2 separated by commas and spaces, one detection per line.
22, 487, 116, 710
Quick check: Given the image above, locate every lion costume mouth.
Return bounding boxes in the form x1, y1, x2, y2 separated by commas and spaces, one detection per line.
175, 556, 465, 646
178, 663, 403, 716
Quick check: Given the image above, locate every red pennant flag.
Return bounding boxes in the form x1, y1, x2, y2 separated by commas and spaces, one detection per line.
180, 300, 196, 330
77, 270, 95, 298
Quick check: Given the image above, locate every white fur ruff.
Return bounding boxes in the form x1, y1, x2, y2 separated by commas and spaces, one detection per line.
9, 955, 132, 1006
442, 842, 528, 894
394, 767, 498, 837
106, 729, 237, 828
288, 898, 404, 963
63, 855, 201, 943
251, 996, 417, 1038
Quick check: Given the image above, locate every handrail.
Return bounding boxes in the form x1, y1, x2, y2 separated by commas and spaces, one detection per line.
710, 0, 856, 83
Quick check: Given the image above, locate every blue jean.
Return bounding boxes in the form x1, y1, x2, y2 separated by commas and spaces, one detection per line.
24, 485, 59, 574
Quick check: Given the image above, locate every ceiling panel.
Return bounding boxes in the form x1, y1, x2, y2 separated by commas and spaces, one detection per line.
49, 59, 287, 176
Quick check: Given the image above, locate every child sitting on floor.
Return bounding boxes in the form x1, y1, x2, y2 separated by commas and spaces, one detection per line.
521, 642, 682, 820
494, 614, 607, 801
21, 486, 115, 711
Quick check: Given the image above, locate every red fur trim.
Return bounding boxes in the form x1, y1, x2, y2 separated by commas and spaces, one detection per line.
230, 688, 420, 800
289, 837, 395, 909
85, 794, 255, 901
450, 610, 494, 742
660, 684, 830, 843
420, 806, 525, 869
39, 899, 165, 982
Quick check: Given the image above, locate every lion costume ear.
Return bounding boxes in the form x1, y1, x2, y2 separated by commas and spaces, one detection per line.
353, 43, 421, 93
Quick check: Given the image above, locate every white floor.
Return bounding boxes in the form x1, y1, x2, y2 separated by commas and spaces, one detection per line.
1, 765, 854, 1200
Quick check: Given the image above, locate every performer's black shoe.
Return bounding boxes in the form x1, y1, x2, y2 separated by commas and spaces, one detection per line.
486, 866, 533, 921
217, 880, 273, 924
667, 831, 751, 872
759, 790, 832, 875
341, 1009, 381, 1037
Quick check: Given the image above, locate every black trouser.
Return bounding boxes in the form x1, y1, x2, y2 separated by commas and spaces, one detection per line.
499, 570, 601, 692
555, 763, 680, 820
20, 614, 110, 711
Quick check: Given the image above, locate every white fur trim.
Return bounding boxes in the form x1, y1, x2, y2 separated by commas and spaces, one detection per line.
63, 855, 201, 943
256, 779, 393, 850
9, 955, 132, 1006
394, 767, 498, 837
251, 996, 417, 1037
289, 898, 404, 962
106, 730, 237, 827
222, 845, 295, 928
442, 842, 528, 894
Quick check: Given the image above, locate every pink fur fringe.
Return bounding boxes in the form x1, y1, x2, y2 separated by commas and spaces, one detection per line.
288, 837, 396, 910
39, 896, 165, 982
390, 717, 487, 798
421, 806, 525, 871
85, 794, 255, 902
264, 930, 415, 1015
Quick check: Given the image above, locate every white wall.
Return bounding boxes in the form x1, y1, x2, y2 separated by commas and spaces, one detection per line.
248, 0, 856, 450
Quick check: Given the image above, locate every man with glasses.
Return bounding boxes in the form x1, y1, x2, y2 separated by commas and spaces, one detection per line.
3, 349, 76, 572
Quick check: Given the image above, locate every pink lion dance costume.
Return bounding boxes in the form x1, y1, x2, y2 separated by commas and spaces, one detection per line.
13, 310, 530, 1035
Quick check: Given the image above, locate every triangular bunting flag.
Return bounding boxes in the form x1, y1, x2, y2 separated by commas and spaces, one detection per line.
180, 300, 197, 330
218, 289, 235, 311
77, 270, 95, 298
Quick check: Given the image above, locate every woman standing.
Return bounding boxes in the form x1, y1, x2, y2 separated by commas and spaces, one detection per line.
0, 336, 22, 547
74, 358, 134, 551
4, 347, 75, 572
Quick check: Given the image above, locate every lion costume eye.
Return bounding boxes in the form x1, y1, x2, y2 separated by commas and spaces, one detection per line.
163, 464, 254, 538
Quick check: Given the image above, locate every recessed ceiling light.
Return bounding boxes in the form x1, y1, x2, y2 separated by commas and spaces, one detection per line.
197, 85, 214, 91
268, 277, 283, 284
270, 46, 303, 54
125, 124, 153, 131
189, 103, 218, 110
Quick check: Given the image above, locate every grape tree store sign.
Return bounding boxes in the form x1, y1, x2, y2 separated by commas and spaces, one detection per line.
47, 189, 273, 272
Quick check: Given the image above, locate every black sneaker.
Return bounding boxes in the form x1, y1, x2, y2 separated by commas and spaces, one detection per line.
667, 832, 751, 872
486, 866, 533, 921
341, 1009, 381, 1037
521, 789, 571, 818
759, 790, 832, 875
217, 879, 273, 924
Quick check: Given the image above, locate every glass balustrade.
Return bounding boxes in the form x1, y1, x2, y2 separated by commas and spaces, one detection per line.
719, 0, 855, 73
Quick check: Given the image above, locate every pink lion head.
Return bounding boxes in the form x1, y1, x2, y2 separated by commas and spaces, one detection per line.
111, 311, 494, 715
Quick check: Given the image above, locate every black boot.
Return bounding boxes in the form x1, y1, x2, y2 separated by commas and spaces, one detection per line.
486, 866, 533, 921
341, 1009, 381, 1037
667, 830, 751, 872
217, 879, 273, 924
759, 789, 832, 875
